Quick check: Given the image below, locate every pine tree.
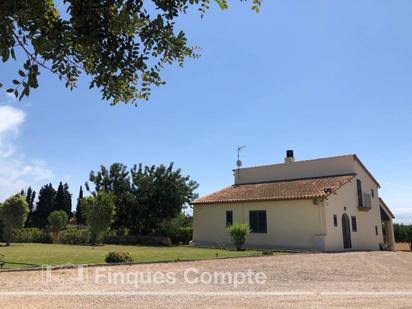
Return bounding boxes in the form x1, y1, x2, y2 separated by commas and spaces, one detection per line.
76, 186, 84, 225
32, 184, 56, 228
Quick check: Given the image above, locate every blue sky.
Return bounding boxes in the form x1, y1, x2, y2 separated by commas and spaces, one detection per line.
0, 1, 411, 223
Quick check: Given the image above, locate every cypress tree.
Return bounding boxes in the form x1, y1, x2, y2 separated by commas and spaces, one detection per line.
55, 182, 72, 218
63, 183, 72, 218
22, 186, 36, 227
76, 186, 84, 224
32, 184, 56, 228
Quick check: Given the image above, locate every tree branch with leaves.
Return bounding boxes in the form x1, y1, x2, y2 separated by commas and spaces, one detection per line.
0, 0, 261, 105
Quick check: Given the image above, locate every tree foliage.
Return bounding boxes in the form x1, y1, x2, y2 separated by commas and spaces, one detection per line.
130, 163, 198, 234
82, 190, 116, 245
394, 223, 412, 251
20, 186, 36, 227
31, 183, 56, 228
0, 0, 261, 105
54, 182, 72, 218
86, 162, 198, 234
75, 185, 84, 225
0, 194, 29, 245
47, 209, 68, 242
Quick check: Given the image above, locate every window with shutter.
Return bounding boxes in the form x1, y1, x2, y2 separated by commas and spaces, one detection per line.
357, 179, 363, 208
249, 210, 267, 233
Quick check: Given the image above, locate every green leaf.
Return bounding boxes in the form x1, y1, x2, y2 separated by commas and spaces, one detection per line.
0, 82, 3, 88
6, 88, 14, 93
18, 70, 25, 77
12, 80, 20, 85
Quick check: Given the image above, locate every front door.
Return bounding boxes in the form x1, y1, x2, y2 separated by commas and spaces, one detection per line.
342, 214, 352, 249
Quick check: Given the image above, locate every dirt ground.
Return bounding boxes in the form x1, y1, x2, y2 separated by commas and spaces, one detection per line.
395, 242, 411, 251
0, 251, 411, 308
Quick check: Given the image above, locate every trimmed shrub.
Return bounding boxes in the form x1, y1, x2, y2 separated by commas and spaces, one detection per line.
58, 228, 90, 245
157, 217, 192, 245
177, 226, 192, 245
105, 251, 133, 263
227, 223, 250, 251
262, 250, 273, 256
12, 228, 51, 243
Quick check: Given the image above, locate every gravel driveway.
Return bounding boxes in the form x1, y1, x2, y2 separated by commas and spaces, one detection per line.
0, 251, 411, 308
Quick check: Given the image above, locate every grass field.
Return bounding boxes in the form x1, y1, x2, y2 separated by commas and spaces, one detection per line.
0, 243, 261, 269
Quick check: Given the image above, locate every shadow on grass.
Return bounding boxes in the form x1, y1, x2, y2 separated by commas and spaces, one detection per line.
0, 253, 40, 269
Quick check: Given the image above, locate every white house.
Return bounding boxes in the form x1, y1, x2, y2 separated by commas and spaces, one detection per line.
192, 151, 395, 252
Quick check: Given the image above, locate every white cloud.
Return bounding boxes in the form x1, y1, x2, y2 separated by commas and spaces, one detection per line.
0, 105, 25, 157
0, 105, 53, 201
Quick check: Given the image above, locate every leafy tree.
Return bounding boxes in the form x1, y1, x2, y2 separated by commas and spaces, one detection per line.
227, 223, 250, 251
0, 0, 261, 105
20, 186, 36, 227
0, 194, 29, 246
75, 185, 84, 225
55, 182, 72, 218
32, 183, 56, 228
87, 162, 198, 234
47, 210, 68, 242
82, 191, 115, 245
130, 163, 198, 234
394, 223, 412, 251
86, 163, 134, 229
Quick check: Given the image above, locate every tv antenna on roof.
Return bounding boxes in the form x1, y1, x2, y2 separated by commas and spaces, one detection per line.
236, 145, 247, 168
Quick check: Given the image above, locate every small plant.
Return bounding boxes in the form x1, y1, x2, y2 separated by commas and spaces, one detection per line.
105, 251, 133, 263
227, 223, 250, 251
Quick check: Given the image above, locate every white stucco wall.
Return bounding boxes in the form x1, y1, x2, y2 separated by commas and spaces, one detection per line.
193, 199, 325, 250
323, 164, 383, 251
234, 155, 355, 184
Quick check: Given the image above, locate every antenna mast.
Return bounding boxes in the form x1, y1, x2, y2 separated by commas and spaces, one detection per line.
236, 145, 247, 184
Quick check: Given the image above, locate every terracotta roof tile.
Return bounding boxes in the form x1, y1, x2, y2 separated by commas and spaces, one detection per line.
192, 174, 355, 205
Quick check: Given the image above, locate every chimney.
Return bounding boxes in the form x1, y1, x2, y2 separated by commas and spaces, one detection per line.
285, 149, 295, 163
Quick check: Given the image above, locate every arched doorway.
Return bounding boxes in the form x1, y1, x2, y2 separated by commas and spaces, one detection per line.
342, 214, 352, 249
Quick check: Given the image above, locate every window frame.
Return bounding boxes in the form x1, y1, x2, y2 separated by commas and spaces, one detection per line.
333, 215, 338, 227
226, 210, 233, 227
351, 216, 357, 232
356, 179, 363, 208
249, 210, 267, 233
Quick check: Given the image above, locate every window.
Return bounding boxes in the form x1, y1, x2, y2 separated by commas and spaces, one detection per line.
249, 210, 267, 233
356, 179, 363, 208
351, 216, 357, 232
375, 225, 378, 235
333, 215, 337, 227
226, 210, 233, 227
371, 189, 375, 198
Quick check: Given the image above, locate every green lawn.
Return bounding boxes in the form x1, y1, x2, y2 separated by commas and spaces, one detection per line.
0, 243, 262, 269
